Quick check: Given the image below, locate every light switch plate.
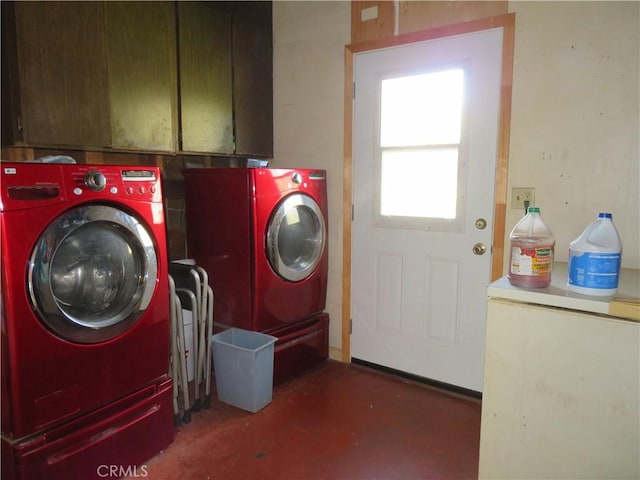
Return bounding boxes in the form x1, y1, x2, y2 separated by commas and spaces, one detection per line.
512, 187, 535, 210
361, 6, 378, 22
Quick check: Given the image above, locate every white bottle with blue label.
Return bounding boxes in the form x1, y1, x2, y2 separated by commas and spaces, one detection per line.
567, 212, 622, 296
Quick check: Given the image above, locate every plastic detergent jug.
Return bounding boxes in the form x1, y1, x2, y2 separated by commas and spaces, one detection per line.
567, 212, 622, 296
507, 206, 555, 288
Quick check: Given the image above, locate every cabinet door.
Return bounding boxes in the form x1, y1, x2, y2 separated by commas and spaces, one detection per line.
105, 1, 177, 152
178, 2, 233, 154
14, 1, 110, 147
232, 5, 273, 157
1, 2, 21, 146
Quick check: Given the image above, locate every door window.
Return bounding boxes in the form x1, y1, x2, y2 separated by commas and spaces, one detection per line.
28, 205, 158, 343
266, 193, 326, 282
376, 67, 466, 231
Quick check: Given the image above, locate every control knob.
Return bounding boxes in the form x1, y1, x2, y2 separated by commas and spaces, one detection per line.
84, 170, 106, 192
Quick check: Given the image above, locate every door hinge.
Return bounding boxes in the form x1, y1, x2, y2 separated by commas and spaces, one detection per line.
349, 318, 353, 334
353, 82, 356, 100
351, 204, 354, 221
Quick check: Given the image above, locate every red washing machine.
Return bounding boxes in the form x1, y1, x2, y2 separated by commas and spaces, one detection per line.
183, 168, 329, 383
0, 163, 174, 480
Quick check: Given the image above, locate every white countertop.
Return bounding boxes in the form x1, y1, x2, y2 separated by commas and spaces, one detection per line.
488, 262, 640, 319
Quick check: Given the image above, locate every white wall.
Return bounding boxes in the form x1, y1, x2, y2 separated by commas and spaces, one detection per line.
273, 1, 639, 357
507, 1, 639, 269
273, 1, 351, 357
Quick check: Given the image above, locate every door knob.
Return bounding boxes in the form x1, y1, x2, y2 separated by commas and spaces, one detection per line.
472, 243, 487, 255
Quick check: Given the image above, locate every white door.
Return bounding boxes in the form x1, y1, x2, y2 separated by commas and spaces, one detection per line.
351, 28, 504, 392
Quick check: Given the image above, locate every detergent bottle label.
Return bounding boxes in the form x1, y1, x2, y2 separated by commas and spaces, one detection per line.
568, 251, 621, 289
510, 245, 553, 276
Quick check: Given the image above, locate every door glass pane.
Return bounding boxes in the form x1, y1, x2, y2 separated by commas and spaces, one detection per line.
381, 69, 463, 147
378, 68, 464, 222
381, 148, 458, 219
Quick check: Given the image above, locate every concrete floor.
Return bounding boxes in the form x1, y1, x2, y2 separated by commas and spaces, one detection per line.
131, 360, 481, 479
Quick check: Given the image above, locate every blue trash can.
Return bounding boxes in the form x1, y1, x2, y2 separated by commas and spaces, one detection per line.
211, 328, 277, 412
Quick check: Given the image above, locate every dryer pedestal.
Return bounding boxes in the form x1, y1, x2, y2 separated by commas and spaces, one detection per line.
270, 313, 329, 384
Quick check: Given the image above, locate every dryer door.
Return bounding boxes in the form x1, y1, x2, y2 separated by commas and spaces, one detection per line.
266, 193, 326, 282
28, 204, 158, 343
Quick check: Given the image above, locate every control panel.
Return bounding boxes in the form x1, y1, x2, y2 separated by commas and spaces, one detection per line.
0, 163, 162, 210
68, 166, 161, 202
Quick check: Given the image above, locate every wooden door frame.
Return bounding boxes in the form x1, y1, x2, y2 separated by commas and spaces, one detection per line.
341, 13, 515, 362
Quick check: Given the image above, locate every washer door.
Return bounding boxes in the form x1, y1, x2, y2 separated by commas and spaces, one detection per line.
266, 193, 326, 282
28, 204, 158, 344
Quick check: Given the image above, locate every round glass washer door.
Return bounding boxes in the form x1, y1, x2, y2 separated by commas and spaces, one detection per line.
28, 204, 158, 344
266, 193, 326, 282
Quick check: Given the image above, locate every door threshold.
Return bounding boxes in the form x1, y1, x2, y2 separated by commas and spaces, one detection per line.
351, 357, 482, 400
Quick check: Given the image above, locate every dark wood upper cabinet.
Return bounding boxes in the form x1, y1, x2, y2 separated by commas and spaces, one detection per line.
105, 1, 178, 152
1, 2, 22, 147
13, 1, 110, 148
178, 1, 273, 156
232, 5, 273, 157
178, 2, 234, 154
2, 1, 272, 157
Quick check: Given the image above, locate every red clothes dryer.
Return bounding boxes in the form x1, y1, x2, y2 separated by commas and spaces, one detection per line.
183, 168, 329, 382
0, 163, 174, 480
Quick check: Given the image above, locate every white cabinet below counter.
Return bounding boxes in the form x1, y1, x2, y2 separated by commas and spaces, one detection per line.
478, 298, 639, 479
